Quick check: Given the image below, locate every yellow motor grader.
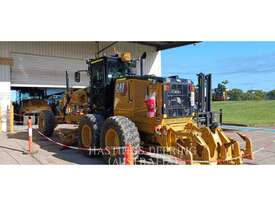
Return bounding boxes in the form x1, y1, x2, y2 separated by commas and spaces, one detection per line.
14, 88, 52, 125
38, 52, 253, 164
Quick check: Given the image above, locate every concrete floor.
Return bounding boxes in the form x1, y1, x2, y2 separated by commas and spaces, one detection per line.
223, 126, 275, 165
0, 125, 105, 165
0, 125, 274, 164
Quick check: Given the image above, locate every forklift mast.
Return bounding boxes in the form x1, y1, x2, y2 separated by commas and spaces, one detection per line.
196, 73, 215, 127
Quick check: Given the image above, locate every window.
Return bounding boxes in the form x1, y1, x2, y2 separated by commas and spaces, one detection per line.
91, 62, 104, 85
106, 60, 133, 84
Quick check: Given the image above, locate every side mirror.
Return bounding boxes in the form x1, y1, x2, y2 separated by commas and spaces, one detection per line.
74, 72, 80, 82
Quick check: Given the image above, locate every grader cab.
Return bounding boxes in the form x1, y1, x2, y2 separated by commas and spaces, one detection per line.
39, 52, 253, 164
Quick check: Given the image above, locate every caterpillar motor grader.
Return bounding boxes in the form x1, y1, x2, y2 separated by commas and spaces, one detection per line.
38, 52, 253, 164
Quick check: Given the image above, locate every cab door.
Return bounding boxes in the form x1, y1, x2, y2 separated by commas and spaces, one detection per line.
89, 59, 107, 115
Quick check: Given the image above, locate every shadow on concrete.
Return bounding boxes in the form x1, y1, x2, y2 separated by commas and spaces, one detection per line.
0, 145, 24, 153
7, 130, 105, 165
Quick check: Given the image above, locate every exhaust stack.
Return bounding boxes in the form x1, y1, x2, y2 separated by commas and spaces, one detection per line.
140, 52, 147, 76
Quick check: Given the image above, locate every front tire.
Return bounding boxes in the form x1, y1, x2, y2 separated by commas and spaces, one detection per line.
38, 110, 56, 136
100, 116, 140, 164
78, 114, 104, 156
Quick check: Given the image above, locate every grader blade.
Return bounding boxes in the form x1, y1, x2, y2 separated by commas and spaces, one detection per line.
175, 142, 194, 165
168, 124, 254, 165
236, 132, 253, 160
216, 128, 254, 164
224, 140, 236, 149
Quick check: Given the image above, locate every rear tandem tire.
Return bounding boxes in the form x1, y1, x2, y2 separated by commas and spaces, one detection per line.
78, 114, 104, 156
38, 110, 56, 136
100, 116, 140, 164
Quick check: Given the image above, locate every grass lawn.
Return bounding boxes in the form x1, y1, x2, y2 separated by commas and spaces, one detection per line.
212, 100, 275, 126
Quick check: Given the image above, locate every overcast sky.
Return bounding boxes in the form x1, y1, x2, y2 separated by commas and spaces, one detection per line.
161, 42, 275, 91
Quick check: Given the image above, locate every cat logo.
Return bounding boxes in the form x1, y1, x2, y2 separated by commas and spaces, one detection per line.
116, 82, 127, 95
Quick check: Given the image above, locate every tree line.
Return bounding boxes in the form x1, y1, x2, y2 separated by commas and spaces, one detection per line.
227, 89, 275, 101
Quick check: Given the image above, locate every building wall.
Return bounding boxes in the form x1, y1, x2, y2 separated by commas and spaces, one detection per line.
0, 42, 161, 76
0, 80, 11, 132
0, 64, 10, 82
0, 64, 11, 132
0, 42, 162, 131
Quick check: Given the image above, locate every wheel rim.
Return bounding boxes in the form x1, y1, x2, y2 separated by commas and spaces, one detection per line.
105, 128, 120, 156
81, 125, 92, 148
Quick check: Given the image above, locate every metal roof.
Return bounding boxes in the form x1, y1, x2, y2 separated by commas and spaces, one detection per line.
134, 41, 200, 51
